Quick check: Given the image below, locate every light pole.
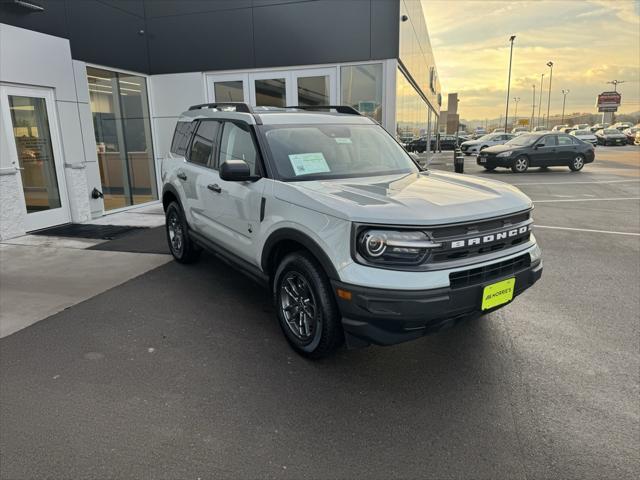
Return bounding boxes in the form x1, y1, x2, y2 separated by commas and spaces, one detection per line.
513, 97, 520, 127
537, 73, 545, 127
504, 35, 516, 133
545, 61, 553, 128
560, 89, 569, 124
607, 79, 625, 92
531, 84, 536, 131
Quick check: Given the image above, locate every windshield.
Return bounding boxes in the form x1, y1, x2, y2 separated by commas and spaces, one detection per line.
261, 124, 419, 181
573, 130, 590, 135
506, 134, 539, 146
477, 134, 499, 141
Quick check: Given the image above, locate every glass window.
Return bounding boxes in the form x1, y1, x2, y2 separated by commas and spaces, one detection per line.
557, 135, 573, 146
214, 81, 244, 102
87, 67, 157, 210
297, 76, 329, 106
255, 78, 286, 107
539, 135, 557, 146
188, 121, 219, 166
219, 122, 257, 175
8, 96, 61, 213
170, 121, 197, 156
341, 64, 383, 123
262, 124, 418, 181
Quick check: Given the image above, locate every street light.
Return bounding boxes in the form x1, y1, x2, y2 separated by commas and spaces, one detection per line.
537, 73, 545, 127
560, 89, 570, 124
504, 35, 516, 133
546, 61, 553, 128
513, 97, 520, 127
607, 80, 625, 92
531, 84, 536, 131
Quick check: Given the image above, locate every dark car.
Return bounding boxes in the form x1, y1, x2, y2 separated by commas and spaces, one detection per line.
595, 128, 627, 146
407, 134, 460, 152
477, 133, 595, 173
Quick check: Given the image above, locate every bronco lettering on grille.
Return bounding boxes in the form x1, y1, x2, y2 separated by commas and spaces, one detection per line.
450, 225, 530, 249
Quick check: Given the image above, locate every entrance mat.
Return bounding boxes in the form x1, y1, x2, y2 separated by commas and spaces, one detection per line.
88, 226, 169, 255
31, 223, 146, 240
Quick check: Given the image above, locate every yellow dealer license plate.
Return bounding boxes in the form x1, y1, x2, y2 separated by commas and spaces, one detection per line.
481, 278, 516, 310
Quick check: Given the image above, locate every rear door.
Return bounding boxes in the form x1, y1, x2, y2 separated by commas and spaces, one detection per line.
556, 134, 577, 163
530, 134, 557, 166
182, 120, 221, 234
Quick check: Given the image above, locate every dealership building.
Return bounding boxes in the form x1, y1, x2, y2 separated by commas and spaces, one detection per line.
0, 0, 441, 240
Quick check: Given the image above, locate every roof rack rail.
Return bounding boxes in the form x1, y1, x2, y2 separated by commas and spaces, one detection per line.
285, 105, 361, 115
188, 102, 252, 113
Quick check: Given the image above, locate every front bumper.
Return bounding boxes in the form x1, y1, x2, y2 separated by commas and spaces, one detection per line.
332, 258, 542, 347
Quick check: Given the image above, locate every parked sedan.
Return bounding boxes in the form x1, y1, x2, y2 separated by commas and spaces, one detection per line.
590, 123, 610, 132
570, 129, 598, 146
622, 127, 640, 144
595, 128, 627, 146
460, 133, 514, 155
477, 133, 595, 173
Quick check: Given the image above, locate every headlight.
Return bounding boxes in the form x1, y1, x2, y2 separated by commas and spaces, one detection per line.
356, 229, 441, 266
497, 151, 513, 157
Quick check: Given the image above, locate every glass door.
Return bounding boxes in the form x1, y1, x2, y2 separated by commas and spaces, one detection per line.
206, 73, 249, 104
0, 85, 71, 231
249, 71, 292, 108
291, 68, 337, 106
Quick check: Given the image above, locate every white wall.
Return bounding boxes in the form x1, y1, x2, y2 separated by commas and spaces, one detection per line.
149, 72, 206, 163
0, 24, 92, 239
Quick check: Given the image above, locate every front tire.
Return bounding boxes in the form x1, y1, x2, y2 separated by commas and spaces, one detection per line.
511, 155, 529, 173
165, 201, 201, 264
274, 252, 344, 358
569, 154, 585, 171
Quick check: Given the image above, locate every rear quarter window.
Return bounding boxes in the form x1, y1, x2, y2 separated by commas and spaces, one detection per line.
171, 121, 197, 156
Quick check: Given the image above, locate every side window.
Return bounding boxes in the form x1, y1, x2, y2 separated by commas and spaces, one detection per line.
557, 135, 573, 146
170, 121, 197, 156
219, 122, 258, 175
539, 135, 557, 147
188, 120, 219, 167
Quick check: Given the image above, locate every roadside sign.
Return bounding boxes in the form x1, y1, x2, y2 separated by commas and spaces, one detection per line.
518, 119, 529, 126
596, 91, 621, 112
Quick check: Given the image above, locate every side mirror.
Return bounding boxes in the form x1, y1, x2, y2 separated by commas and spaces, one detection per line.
219, 160, 256, 182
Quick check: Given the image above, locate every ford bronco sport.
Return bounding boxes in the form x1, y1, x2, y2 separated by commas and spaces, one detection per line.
161, 103, 542, 358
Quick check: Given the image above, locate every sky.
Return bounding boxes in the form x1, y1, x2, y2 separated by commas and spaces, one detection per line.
421, 0, 640, 121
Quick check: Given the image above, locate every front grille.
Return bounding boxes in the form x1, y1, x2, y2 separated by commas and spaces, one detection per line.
428, 211, 531, 263
449, 254, 531, 289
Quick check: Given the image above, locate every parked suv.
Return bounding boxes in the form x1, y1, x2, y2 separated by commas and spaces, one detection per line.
162, 103, 543, 358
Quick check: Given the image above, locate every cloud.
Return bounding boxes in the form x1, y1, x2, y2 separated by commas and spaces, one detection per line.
421, 0, 640, 118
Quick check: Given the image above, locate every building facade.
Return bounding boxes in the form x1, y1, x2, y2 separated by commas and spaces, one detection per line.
0, 0, 440, 240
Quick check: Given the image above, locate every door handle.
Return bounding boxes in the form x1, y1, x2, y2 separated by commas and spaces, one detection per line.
207, 184, 222, 193
177, 172, 187, 181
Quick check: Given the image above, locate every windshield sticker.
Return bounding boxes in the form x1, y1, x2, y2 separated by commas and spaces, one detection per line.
335, 137, 352, 144
288, 153, 331, 176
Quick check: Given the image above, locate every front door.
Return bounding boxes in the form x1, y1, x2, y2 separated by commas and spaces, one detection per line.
0, 85, 71, 231
530, 134, 558, 167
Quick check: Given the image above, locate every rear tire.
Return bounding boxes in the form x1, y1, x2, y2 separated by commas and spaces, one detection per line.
165, 201, 201, 264
569, 154, 585, 171
511, 155, 529, 173
273, 252, 344, 359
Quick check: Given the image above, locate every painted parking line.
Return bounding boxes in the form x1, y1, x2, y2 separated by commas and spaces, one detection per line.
513, 180, 640, 186
533, 197, 640, 203
535, 225, 640, 236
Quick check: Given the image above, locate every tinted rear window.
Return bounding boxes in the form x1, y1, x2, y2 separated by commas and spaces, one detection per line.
171, 121, 197, 156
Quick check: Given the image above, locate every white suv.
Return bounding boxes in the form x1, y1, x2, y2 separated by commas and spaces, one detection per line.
162, 103, 543, 358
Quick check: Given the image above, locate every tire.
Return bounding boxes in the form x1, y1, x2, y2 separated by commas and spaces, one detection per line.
511, 155, 529, 173
165, 201, 201, 264
273, 252, 344, 359
569, 154, 585, 171
483, 165, 496, 171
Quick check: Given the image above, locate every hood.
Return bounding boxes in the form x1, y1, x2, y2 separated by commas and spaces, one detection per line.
461, 140, 482, 146
274, 171, 532, 225
602, 132, 626, 138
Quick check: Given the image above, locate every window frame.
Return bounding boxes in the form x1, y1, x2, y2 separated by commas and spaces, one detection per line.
216, 120, 264, 176
186, 119, 221, 169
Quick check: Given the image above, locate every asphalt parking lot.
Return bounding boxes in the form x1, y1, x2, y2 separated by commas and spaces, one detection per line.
1, 146, 639, 479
